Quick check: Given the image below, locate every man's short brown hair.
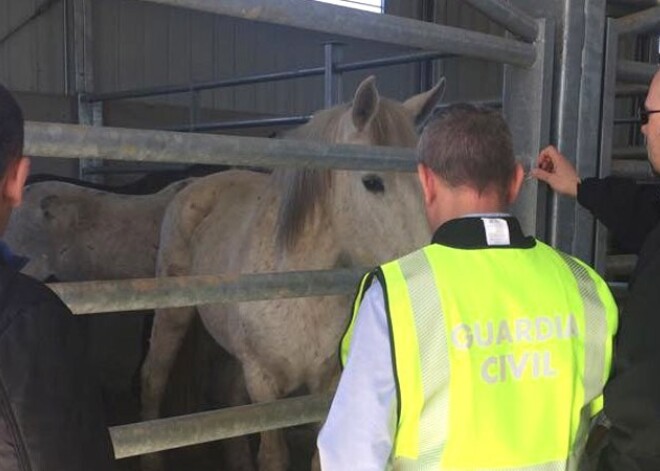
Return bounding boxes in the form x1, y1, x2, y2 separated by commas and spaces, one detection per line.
417, 103, 516, 201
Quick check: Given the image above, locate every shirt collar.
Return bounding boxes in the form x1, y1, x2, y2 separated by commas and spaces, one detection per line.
431, 215, 536, 249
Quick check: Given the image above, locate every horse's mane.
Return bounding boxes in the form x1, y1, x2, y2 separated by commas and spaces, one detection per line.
275, 98, 418, 251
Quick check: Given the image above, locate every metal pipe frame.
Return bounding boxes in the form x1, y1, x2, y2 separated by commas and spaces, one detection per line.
615, 5, 660, 36
611, 159, 652, 177
461, 0, 538, 42
617, 59, 659, 83
595, 19, 619, 274
324, 42, 343, 108
24, 122, 417, 171
503, 18, 554, 237
137, 0, 535, 67
110, 393, 332, 459
84, 51, 457, 104
616, 83, 649, 96
47, 268, 366, 315
166, 115, 312, 133
612, 146, 647, 159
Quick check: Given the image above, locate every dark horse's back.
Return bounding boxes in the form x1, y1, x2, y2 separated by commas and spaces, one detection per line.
26, 164, 228, 195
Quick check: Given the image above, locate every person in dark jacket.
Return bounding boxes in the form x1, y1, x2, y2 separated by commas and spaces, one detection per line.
0, 84, 114, 470
532, 69, 660, 471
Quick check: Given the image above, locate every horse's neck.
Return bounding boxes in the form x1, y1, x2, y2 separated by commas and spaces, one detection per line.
257, 185, 342, 272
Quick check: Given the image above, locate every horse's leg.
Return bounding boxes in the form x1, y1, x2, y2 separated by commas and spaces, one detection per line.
212, 356, 255, 471
140, 306, 196, 471
242, 359, 289, 471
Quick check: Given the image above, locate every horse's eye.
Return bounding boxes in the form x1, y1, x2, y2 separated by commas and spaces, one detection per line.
362, 175, 385, 194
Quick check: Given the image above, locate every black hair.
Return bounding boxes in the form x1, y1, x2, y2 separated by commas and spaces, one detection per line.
0, 84, 24, 177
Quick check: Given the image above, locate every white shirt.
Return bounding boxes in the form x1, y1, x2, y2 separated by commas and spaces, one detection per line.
317, 281, 396, 471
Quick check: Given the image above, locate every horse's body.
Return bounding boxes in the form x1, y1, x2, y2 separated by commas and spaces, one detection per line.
5, 178, 192, 282
142, 76, 445, 470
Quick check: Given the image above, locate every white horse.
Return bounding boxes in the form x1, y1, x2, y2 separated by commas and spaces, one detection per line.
142, 76, 445, 470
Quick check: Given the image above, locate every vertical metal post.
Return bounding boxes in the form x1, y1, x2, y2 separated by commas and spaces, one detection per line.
418, 0, 436, 93
324, 42, 344, 108
594, 19, 620, 275
572, 0, 608, 263
74, 0, 103, 182
189, 90, 201, 131
503, 18, 555, 237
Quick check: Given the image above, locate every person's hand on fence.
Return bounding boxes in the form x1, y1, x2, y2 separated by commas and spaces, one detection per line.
531, 145, 580, 198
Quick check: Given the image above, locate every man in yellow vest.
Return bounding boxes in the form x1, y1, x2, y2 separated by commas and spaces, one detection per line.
317, 104, 618, 470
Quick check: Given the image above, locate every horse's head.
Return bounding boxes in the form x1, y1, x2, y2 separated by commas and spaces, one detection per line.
277, 76, 445, 267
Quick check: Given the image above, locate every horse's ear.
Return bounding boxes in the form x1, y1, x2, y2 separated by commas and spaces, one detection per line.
352, 76, 380, 132
403, 77, 446, 128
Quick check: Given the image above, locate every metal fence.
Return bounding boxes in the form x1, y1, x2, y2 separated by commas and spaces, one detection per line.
33, 0, 553, 460
597, 6, 660, 277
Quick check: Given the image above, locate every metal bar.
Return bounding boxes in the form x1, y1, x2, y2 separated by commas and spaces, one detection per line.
612, 146, 647, 159
616, 83, 648, 96
24, 122, 417, 171
605, 254, 637, 277
595, 20, 619, 275
571, 0, 607, 262
614, 116, 642, 124
461, 0, 538, 42
86, 51, 456, 105
110, 393, 332, 459
189, 90, 201, 130
503, 18, 554, 237
617, 59, 658, 83
48, 268, 367, 315
615, 5, 660, 36
324, 42, 343, 108
611, 159, 651, 178
84, 67, 326, 102
137, 0, 536, 68
336, 51, 455, 73
167, 116, 312, 133
0, 0, 62, 48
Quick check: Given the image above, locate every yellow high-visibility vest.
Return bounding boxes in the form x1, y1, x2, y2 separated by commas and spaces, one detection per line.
341, 241, 618, 470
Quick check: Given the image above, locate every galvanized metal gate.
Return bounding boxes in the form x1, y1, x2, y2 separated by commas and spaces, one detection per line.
24, 0, 554, 460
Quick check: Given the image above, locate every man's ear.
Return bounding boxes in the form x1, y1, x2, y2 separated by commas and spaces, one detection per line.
507, 163, 525, 205
417, 163, 437, 207
3, 157, 30, 208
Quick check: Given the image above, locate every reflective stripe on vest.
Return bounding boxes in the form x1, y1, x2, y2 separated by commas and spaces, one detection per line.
342, 241, 617, 470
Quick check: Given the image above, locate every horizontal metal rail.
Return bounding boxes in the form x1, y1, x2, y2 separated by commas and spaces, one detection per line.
615, 5, 660, 36
613, 116, 641, 124
617, 59, 658, 84
612, 146, 647, 160
138, 0, 536, 68
110, 393, 332, 459
606, 254, 637, 276
461, 0, 538, 42
615, 84, 648, 96
84, 50, 456, 103
335, 51, 454, 73
611, 159, 651, 178
24, 122, 417, 171
167, 115, 312, 133
48, 268, 366, 315
85, 67, 324, 102
607, 281, 628, 301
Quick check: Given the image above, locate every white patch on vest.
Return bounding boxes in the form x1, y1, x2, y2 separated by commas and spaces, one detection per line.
481, 217, 510, 246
